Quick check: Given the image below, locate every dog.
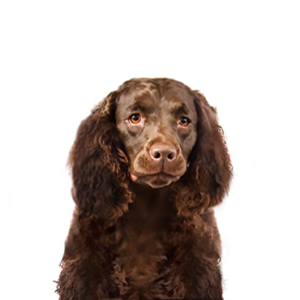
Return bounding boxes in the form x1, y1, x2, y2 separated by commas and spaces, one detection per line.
56, 78, 232, 299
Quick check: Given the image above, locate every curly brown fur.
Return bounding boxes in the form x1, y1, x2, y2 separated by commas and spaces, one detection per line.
56, 78, 233, 299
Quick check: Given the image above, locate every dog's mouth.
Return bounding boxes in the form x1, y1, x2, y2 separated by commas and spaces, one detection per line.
130, 172, 180, 188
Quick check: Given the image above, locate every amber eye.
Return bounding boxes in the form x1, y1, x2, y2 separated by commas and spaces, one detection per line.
129, 113, 141, 124
179, 117, 191, 127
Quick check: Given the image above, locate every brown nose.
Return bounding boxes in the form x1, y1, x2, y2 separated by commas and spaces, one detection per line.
149, 143, 177, 163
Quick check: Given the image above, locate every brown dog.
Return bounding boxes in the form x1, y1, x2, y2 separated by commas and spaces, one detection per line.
56, 78, 232, 299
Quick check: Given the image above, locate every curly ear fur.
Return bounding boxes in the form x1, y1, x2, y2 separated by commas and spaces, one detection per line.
69, 91, 133, 222
171, 91, 233, 216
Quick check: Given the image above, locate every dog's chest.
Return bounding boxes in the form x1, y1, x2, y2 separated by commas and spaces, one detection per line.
112, 201, 170, 293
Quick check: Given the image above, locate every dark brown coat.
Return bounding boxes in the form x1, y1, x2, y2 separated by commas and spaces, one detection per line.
56, 78, 232, 299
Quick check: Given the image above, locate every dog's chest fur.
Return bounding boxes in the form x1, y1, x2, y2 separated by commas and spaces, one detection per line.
112, 191, 177, 295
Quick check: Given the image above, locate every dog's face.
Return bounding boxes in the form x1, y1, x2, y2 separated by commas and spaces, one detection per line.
116, 81, 198, 189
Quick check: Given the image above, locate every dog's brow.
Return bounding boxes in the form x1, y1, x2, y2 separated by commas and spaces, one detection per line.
170, 102, 189, 115
127, 95, 155, 112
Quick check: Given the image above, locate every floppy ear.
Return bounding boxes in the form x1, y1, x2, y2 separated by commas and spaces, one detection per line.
172, 91, 233, 215
192, 91, 233, 206
68, 91, 133, 221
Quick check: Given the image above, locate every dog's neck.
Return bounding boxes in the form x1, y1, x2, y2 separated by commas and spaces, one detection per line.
124, 182, 176, 226
129, 181, 172, 200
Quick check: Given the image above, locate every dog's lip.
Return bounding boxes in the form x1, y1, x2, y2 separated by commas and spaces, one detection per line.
130, 172, 180, 182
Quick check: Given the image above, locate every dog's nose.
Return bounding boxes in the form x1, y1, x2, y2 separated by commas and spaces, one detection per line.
149, 143, 177, 163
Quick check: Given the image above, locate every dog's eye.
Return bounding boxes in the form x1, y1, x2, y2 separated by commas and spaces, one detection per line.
179, 117, 191, 127
129, 114, 141, 124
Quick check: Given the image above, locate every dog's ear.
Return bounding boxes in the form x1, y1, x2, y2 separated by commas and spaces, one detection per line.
192, 90, 233, 206
68, 91, 132, 221
172, 91, 233, 215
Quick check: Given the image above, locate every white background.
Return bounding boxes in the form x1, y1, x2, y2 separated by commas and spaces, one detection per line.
1, 1, 299, 299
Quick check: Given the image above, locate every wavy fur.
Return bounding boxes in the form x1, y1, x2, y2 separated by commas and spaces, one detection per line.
56, 78, 232, 300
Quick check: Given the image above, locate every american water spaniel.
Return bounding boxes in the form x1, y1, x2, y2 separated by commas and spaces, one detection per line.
56, 78, 233, 299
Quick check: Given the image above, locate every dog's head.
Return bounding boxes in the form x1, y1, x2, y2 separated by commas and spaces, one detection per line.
115, 79, 198, 189
69, 78, 232, 219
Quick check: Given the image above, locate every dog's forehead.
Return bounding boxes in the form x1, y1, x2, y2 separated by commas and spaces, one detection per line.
161, 85, 196, 115
116, 83, 197, 120
116, 85, 158, 112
